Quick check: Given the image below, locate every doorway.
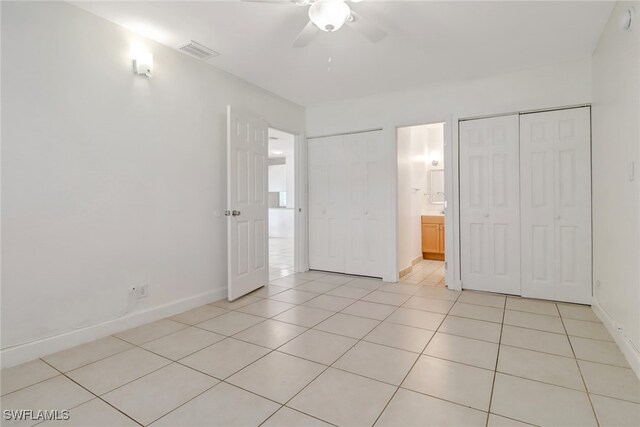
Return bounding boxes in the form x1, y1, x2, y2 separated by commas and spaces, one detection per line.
396, 123, 447, 285
267, 128, 295, 281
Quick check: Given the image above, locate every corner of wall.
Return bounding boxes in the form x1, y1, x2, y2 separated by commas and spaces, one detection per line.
592, 297, 640, 379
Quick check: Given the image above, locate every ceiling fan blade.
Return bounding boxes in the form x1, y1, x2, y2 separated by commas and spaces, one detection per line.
241, 0, 292, 4
292, 21, 319, 48
347, 10, 386, 43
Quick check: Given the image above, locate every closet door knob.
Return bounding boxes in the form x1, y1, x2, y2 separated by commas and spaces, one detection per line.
483, 213, 489, 218
555, 215, 561, 220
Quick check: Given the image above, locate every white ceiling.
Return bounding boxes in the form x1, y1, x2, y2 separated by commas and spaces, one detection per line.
268, 128, 294, 158
71, 1, 613, 106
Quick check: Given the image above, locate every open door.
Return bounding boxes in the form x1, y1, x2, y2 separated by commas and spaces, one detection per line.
227, 106, 269, 301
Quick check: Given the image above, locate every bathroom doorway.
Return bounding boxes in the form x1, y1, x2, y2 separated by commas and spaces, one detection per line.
396, 122, 447, 286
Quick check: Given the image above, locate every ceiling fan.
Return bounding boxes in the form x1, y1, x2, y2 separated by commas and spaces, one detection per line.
241, 0, 387, 47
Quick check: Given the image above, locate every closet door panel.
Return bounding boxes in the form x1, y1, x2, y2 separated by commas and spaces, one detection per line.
520, 118, 555, 299
489, 118, 521, 294
344, 131, 385, 277
460, 115, 520, 294
461, 126, 490, 282
308, 136, 346, 273
554, 107, 592, 304
520, 107, 591, 304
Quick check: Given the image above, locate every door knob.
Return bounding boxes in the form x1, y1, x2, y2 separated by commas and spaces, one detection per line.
232, 210, 241, 216
484, 213, 489, 218
555, 215, 561, 220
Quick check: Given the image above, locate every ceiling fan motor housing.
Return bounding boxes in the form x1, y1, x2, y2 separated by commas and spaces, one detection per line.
308, 0, 351, 32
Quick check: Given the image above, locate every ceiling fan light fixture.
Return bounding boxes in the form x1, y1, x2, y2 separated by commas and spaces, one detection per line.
309, 0, 351, 32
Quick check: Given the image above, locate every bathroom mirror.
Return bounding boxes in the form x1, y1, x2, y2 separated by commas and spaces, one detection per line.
430, 169, 445, 204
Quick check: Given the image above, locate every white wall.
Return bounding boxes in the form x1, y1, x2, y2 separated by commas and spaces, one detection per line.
591, 1, 640, 375
0, 1, 304, 367
307, 58, 592, 285
421, 124, 445, 214
397, 127, 420, 271
268, 164, 287, 192
268, 208, 294, 239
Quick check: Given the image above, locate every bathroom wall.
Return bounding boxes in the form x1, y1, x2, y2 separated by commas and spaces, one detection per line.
421, 124, 445, 214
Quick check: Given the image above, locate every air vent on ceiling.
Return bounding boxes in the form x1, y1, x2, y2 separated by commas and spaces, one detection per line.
178, 41, 219, 60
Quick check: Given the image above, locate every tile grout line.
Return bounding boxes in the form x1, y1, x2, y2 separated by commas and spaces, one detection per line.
256, 282, 415, 427
102, 292, 320, 426
485, 298, 507, 427
558, 307, 601, 427
202, 283, 640, 415
37, 357, 145, 427
369, 290, 462, 427
2, 336, 138, 399
2, 268, 392, 426
2, 270, 442, 424
9, 265, 626, 427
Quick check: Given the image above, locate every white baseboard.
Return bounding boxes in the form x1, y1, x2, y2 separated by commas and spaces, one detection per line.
0, 286, 227, 369
592, 298, 640, 379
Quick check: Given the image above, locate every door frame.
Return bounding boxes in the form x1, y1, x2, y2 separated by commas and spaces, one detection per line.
393, 116, 457, 288
267, 125, 307, 273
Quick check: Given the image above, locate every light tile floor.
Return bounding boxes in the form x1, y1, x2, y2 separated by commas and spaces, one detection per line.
269, 237, 294, 281
2, 261, 639, 426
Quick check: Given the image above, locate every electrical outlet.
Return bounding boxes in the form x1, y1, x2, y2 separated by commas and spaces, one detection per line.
138, 285, 149, 298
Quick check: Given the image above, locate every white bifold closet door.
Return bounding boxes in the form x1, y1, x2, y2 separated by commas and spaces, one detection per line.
308, 131, 385, 278
459, 115, 521, 295
308, 135, 346, 273
520, 107, 592, 304
344, 132, 385, 277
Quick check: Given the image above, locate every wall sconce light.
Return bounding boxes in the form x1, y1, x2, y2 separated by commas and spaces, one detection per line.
130, 44, 153, 77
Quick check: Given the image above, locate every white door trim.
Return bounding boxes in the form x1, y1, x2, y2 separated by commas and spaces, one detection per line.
393, 116, 457, 288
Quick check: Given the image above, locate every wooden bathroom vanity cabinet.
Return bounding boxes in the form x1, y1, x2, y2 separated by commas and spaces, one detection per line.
421, 215, 445, 260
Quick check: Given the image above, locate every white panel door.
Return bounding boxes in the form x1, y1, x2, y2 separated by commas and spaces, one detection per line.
227, 106, 268, 301
308, 136, 346, 272
344, 131, 385, 277
460, 115, 521, 294
520, 107, 592, 304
